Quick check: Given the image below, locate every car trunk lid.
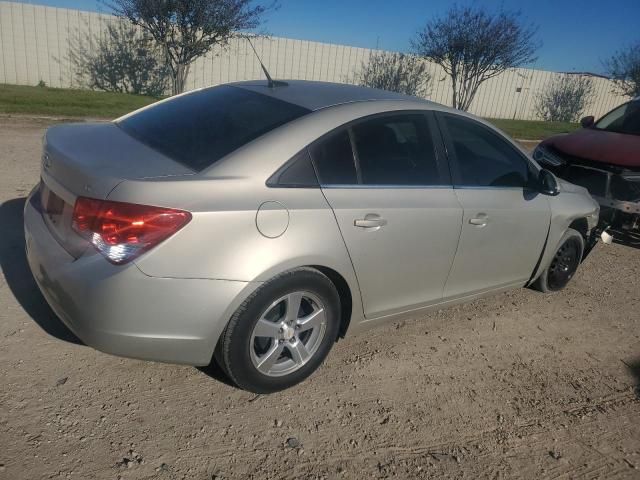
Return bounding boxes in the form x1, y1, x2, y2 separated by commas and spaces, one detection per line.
39, 122, 194, 257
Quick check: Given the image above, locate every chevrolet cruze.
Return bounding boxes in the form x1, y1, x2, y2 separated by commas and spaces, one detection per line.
24, 80, 599, 393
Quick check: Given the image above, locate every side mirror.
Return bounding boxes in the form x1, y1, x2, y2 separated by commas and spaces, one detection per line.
580, 115, 595, 128
538, 169, 560, 196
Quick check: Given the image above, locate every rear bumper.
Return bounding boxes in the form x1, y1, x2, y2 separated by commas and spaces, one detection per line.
24, 190, 258, 366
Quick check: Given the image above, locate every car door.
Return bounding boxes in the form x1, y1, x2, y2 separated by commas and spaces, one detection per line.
309, 112, 463, 318
436, 112, 551, 299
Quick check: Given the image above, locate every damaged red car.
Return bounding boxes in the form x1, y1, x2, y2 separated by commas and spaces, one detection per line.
534, 98, 640, 235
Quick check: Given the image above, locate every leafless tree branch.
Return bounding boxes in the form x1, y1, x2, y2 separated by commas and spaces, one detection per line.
351, 51, 431, 97
67, 21, 170, 97
412, 5, 540, 111
104, 0, 276, 94
604, 41, 640, 98
534, 74, 595, 122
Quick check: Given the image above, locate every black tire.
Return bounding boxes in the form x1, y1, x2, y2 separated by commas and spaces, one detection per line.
216, 268, 341, 393
531, 228, 585, 293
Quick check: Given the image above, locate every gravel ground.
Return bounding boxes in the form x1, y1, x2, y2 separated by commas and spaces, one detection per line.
1, 116, 639, 480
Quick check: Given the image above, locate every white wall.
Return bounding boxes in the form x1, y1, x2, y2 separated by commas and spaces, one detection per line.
0, 1, 629, 120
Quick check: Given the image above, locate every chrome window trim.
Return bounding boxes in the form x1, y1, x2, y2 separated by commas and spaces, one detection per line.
452, 185, 529, 191
319, 184, 452, 190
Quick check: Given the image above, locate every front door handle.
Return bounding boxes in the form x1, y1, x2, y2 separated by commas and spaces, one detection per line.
354, 215, 387, 229
469, 214, 489, 227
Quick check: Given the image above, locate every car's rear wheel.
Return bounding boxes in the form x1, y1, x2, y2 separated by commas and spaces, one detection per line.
532, 228, 584, 293
216, 268, 340, 393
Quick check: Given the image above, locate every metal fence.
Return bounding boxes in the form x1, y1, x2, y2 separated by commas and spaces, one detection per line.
0, 1, 629, 120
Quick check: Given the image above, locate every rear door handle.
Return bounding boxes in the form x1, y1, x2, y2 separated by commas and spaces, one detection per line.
354, 216, 387, 228
469, 215, 489, 227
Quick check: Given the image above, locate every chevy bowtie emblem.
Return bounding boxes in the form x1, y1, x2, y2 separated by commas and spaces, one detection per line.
43, 153, 52, 169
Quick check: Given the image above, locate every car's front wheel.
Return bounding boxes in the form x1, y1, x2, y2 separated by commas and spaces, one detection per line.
531, 228, 585, 293
216, 268, 341, 393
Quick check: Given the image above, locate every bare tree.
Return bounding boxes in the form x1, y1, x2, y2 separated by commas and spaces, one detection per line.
69, 22, 170, 97
534, 74, 595, 123
106, 0, 274, 94
352, 51, 431, 97
604, 42, 640, 97
412, 5, 539, 111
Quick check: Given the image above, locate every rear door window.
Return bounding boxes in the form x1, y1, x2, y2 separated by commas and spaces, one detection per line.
117, 86, 310, 171
267, 149, 319, 187
309, 130, 358, 185
351, 114, 442, 185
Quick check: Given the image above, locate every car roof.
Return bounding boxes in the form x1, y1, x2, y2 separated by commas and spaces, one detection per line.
229, 79, 438, 111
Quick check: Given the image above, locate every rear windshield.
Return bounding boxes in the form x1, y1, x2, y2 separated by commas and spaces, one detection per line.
117, 85, 311, 171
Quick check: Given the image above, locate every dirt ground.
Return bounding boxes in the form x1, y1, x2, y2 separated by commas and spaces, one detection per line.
1, 116, 639, 480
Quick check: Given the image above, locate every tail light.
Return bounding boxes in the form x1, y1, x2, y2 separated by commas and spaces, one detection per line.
72, 197, 191, 265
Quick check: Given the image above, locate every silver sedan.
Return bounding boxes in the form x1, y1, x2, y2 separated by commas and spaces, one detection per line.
24, 80, 600, 393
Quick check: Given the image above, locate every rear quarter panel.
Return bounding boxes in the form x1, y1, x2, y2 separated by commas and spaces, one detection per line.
107, 177, 366, 329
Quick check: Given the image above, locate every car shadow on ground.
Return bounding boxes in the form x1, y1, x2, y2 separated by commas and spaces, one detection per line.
626, 359, 640, 400
197, 362, 236, 388
0, 197, 81, 344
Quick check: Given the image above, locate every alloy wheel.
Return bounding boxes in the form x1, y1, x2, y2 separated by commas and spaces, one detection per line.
249, 291, 327, 377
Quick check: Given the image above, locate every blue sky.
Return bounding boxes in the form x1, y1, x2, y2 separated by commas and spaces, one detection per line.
17, 0, 640, 73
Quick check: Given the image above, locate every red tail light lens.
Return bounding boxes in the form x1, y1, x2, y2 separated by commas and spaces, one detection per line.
72, 197, 192, 264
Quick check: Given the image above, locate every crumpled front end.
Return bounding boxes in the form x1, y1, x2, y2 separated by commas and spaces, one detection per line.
534, 143, 640, 234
